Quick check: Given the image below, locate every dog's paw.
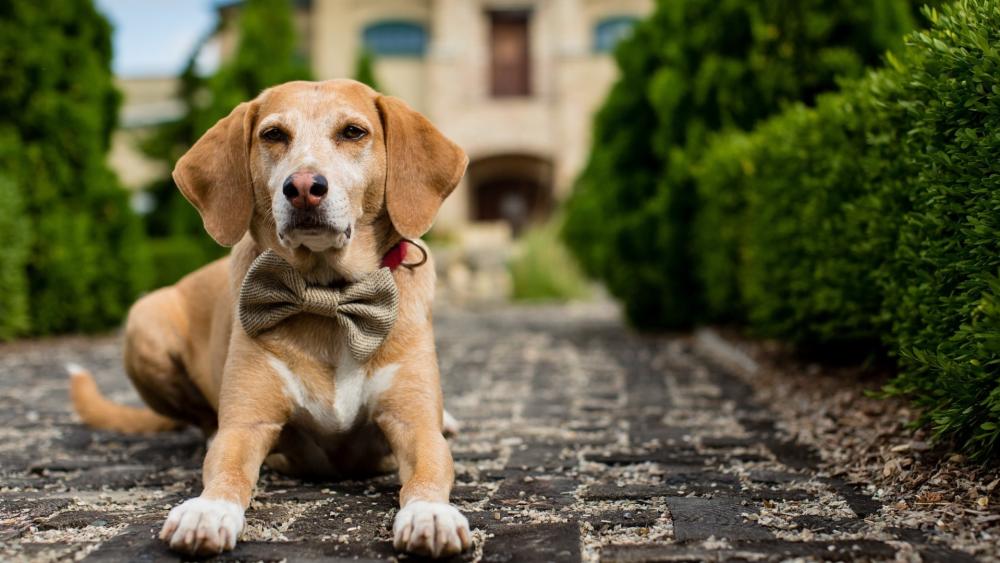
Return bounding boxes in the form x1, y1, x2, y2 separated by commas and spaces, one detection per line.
159, 497, 244, 556
393, 500, 471, 558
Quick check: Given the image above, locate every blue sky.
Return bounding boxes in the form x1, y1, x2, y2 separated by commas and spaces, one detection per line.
95, 0, 220, 77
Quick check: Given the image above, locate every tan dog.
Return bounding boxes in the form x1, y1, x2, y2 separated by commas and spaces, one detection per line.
68, 80, 471, 558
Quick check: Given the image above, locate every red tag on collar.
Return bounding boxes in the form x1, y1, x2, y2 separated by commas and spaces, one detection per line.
380, 240, 408, 270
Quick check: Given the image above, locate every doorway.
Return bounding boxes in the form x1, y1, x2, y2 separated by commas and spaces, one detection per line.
468, 154, 553, 235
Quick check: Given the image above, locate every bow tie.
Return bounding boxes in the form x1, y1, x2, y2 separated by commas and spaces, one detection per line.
238, 250, 400, 363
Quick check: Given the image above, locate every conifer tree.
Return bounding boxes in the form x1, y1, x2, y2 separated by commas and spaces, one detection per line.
0, 0, 151, 336
200, 0, 312, 130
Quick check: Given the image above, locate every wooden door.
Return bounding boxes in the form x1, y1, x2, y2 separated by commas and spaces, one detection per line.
490, 11, 531, 97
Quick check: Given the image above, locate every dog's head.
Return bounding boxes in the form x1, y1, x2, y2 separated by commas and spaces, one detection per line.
173, 80, 466, 277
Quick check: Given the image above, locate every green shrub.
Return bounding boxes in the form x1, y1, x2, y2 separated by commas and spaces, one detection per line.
563, 0, 919, 330
148, 236, 216, 289
0, 0, 152, 336
510, 221, 590, 302
562, 21, 674, 325
0, 174, 30, 340
879, 1, 1000, 458
693, 0, 1000, 458
736, 91, 896, 346
696, 60, 916, 338
691, 132, 753, 323
200, 0, 312, 128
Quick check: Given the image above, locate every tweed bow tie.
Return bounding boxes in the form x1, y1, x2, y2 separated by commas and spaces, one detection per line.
238, 250, 399, 362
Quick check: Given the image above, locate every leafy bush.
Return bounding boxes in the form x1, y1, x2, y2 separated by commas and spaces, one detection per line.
148, 237, 217, 290
690, 132, 753, 323
200, 0, 312, 125
0, 174, 30, 339
693, 0, 1000, 458
0, 0, 152, 336
721, 88, 902, 347
879, 1, 1000, 458
563, 0, 920, 329
509, 221, 590, 302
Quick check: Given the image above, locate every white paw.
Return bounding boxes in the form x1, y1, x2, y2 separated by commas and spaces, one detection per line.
393, 500, 471, 558
159, 497, 244, 555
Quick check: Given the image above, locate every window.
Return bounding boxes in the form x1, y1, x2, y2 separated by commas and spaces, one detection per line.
593, 16, 638, 53
362, 21, 428, 57
489, 10, 531, 97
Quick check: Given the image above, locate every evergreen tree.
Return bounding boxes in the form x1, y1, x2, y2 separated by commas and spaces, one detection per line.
0, 173, 29, 339
201, 0, 312, 129
564, 0, 920, 329
0, 0, 151, 336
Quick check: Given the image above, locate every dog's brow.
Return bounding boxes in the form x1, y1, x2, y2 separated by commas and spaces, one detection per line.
331, 109, 372, 130
257, 113, 289, 132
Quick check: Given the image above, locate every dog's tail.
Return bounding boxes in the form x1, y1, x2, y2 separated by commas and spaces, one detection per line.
67, 364, 182, 434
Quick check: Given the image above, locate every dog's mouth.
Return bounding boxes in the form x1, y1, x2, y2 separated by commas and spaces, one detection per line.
279, 219, 353, 252
289, 215, 350, 234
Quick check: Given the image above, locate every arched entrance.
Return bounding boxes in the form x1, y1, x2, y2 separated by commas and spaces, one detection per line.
467, 154, 553, 236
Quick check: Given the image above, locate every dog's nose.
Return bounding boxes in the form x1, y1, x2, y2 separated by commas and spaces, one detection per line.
282, 172, 328, 209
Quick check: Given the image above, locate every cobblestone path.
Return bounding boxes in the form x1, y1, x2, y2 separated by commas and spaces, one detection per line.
0, 304, 979, 562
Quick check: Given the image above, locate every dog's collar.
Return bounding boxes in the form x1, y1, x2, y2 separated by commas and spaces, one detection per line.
380, 238, 427, 271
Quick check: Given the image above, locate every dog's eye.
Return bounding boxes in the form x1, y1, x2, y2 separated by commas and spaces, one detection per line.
341, 125, 367, 141
260, 127, 289, 143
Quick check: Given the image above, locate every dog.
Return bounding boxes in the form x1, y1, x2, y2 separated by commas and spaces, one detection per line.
67, 80, 472, 558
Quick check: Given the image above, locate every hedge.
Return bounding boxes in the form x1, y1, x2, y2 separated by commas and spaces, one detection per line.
0, 174, 30, 340
695, 79, 907, 347
882, 0, 1000, 457
690, 132, 753, 324
693, 0, 1000, 458
0, 0, 152, 337
563, 0, 922, 329
147, 236, 217, 290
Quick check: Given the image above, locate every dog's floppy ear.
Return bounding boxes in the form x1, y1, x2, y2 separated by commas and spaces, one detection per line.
172, 102, 258, 246
376, 95, 468, 239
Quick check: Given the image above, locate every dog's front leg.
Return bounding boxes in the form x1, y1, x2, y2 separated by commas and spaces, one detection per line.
375, 365, 471, 558
159, 422, 282, 555
160, 350, 288, 556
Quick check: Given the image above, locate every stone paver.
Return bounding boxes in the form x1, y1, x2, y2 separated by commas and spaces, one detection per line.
0, 304, 979, 561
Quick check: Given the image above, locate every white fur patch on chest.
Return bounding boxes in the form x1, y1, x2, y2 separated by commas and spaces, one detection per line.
267, 353, 399, 432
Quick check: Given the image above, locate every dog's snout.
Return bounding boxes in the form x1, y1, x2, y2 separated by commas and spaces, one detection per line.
282, 172, 328, 209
